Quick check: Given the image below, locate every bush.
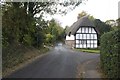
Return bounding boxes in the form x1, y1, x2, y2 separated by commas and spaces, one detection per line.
100, 29, 120, 78
45, 34, 54, 44
23, 34, 33, 46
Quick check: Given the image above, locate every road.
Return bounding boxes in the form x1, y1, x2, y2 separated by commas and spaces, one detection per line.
6, 43, 101, 78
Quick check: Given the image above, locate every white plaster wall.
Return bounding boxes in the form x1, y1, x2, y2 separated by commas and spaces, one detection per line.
66, 35, 75, 40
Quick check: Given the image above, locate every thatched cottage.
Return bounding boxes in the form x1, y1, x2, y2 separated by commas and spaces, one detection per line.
65, 16, 99, 48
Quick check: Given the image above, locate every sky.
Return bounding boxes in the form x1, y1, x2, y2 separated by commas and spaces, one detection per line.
44, 0, 120, 28
118, 1, 120, 18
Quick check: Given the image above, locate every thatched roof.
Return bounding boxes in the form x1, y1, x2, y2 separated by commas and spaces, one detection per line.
66, 16, 99, 35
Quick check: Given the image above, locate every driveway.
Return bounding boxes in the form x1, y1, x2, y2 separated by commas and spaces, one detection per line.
6, 43, 101, 78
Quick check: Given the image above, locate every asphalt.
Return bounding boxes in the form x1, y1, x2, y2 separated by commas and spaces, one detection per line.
5, 44, 101, 78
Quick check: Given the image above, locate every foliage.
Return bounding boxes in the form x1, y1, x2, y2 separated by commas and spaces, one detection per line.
2, 1, 84, 76
94, 19, 112, 36
94, 19, 112, 46
45, 33, 54, 44
77, 11, 95, 20
2, 3, 36, 47
2, 2, 50, 47
116, 18, 120, 29
105, 19, 116, 27
22, 1, 84, 17
45, 19, 64, 45
2, 1, 84, 47
77, 11, 87, 19
23, 34, 33, 46
100, 29, 120, 78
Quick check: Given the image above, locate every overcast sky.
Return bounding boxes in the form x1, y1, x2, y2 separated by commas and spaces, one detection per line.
44, 0, 120, 28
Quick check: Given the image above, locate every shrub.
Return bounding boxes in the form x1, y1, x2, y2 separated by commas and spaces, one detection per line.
23, 34, 33, 46
100, 29, 120, 78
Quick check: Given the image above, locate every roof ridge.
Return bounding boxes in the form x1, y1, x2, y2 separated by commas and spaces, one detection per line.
67, 16, 95, 35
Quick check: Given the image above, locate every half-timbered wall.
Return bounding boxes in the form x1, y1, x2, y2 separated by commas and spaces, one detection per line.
75, 27, 97, 48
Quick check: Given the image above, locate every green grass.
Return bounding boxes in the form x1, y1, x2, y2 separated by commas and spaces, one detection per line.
76, 48, 100, 54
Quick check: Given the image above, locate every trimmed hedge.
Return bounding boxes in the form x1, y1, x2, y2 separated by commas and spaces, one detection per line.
100, 29, 120, 78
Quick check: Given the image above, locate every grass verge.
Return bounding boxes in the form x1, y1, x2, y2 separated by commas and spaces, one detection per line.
76, 48, 100, 54
2, 44, 49, 77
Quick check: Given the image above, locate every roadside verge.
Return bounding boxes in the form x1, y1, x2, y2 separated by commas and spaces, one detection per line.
2, 44, 51, 77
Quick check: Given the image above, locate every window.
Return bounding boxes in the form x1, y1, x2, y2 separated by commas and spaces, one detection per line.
91, 44, 94, 48
87, 44, 90, 48
86, 27, 89, 33
89, 28, 91, 33
84, 28, 86, 33
94, 40, 97, 44
76, 45, 79, 48
87, 40, 90, 43
83, 44, 86, 48
91, 34, 94, 39
83, 34, 86, 39
80, 34, 82, 39
81, 40, 87, 44
80, 44, 82, 48
76, 34, 80, 39
91, 40, 94, 43
76, 40, 79, 43
82, 28, 84, 33
93, 34, 97, 39
94, 44, 97, 48
87, 34, 90, 39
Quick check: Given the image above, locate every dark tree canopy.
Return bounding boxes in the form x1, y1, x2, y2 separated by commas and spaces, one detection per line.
94, 19, 112, 36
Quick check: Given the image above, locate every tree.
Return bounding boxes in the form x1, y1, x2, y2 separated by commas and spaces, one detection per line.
94, 19, 112, 36
2, 2, 37, 46
45, 19, 64, 44
93, 19, 112, 46
116, 18, 120, 29
77, 11, 94, 20
22, 1, 85, 17
77, 11, 87, 19
105, 19, 116, 27
2, 1, 85, 47
2, 3, 27, 44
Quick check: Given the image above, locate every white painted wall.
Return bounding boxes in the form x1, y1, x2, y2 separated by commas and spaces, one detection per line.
66, 35, 75, 40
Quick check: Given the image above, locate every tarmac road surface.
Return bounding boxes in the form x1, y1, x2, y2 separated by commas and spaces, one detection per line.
6, 43, 100, 78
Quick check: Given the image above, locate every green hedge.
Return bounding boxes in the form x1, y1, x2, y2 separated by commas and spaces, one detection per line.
100, 29, 120, 78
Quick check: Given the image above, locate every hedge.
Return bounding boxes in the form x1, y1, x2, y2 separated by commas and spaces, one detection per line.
100, 29, 120, 78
